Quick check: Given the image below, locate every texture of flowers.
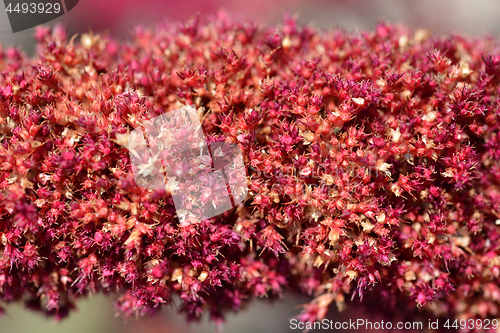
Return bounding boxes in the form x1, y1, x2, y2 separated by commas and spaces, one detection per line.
0, 15, 500, 331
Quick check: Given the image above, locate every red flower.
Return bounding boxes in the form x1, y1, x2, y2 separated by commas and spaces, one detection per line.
0, 15, 499, 332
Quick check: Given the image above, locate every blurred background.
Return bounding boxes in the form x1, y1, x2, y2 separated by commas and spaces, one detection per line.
0, 0, 498, 332
2, 0, 500, 54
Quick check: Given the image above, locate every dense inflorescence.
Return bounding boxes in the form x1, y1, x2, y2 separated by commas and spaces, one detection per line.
0, 14, 500, 331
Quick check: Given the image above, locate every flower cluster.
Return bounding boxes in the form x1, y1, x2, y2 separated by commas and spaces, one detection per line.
0, 15, 500, 331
